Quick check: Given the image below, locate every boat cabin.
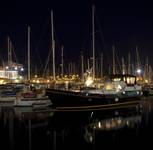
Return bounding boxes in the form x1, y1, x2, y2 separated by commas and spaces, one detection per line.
110, 74, 137, 86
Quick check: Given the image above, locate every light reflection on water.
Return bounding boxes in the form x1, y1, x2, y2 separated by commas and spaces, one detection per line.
0, 98, 153, 150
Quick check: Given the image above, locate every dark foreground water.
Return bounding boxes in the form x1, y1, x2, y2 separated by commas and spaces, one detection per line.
0, 98, 153, 150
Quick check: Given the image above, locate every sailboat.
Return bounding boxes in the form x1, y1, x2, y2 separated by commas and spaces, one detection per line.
46, 6, 142, 110
13, 26, 52, 108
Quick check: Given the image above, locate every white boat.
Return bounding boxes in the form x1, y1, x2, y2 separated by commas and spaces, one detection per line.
14, 89, 52, 107
81, 74, 142, 99
103, 74, 142, 97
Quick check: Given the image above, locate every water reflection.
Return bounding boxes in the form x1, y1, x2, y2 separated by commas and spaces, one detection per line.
84, 107, 142, 144
1, 98, 153, 150
48, 104, 144, 150
0, 107, 54, 150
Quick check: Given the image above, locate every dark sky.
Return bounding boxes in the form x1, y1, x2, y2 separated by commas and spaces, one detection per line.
0, 0, 153, 73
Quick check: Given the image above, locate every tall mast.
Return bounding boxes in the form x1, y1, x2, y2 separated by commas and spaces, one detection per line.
145, 57, 149, 82
136, 46, 140, 69
81, 51, 84, 82
112, 45, 115, 74
100, 52, 103, 78
122, 57, 125, 74
51, 10, 56, 80
61, 45, 64, 78
92, 4, 95, 80
7, 36, 10, 67
87, 59, 90, 70
28, 26, 30, 81
7, 36, 12, 68
128, 51, 131, 74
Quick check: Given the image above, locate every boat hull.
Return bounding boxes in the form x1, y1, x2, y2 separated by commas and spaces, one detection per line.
46, 89, 141, 110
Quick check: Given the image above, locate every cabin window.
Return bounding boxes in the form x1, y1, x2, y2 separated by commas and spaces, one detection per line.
112, 78, 121, 81
126, 77, 135, 84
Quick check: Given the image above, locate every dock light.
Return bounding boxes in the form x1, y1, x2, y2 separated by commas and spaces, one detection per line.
85, 76, 94, 87
19, 76, 23, 79
0, 79, 4, 84
15, 67, 18, 70
21, 68, 24, 71
36, 80, 40, 83
6, 66, 9, 69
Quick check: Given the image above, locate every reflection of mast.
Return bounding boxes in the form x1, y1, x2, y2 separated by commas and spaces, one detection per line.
9, 111, 14, 149
51, 10, 56, 80
28, 119, 32, 150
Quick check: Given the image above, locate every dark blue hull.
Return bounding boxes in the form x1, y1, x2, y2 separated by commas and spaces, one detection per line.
46, 89, 141, 110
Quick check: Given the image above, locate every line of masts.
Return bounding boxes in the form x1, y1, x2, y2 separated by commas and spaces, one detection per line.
25, 6, 152, 83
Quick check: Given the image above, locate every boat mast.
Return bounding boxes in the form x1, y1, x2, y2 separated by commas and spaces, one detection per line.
92, 4, 95, 80
136, 46, 140, 70
100, 52, 103, 78
8, 36, 12, 68
61, 45, 64, 78
87, 59, 90, 70
128, 51, 131, 74
122, 57, 125, 74
145, 57, 149, 82
81, 51, 84, 82
28, 26, 31, 81
51, 10, 56, 80
112, 45, 115, 74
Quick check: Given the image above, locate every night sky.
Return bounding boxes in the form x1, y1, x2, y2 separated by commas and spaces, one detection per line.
0, 0, 152, 75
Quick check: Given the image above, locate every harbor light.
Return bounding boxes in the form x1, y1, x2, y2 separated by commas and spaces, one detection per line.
85, 76, 94, 87
136, 69, 141, 74
0, 79, 4, 84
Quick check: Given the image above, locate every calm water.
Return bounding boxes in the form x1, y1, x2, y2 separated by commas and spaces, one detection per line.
0, 98, 153, 150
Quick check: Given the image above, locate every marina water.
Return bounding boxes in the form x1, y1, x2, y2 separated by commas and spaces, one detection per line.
0, 97, 153, 150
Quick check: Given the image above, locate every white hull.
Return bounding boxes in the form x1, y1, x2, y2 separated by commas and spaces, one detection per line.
14, 97, 52, 107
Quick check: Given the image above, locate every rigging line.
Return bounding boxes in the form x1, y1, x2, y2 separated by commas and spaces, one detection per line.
33, 14, 54, 73
11, 44, 19, 64
115, 45, 122, 73
95, 12, 110, 72
8, 38, 19, 64
30, 31, 44, 72
42, 48, 51, 78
